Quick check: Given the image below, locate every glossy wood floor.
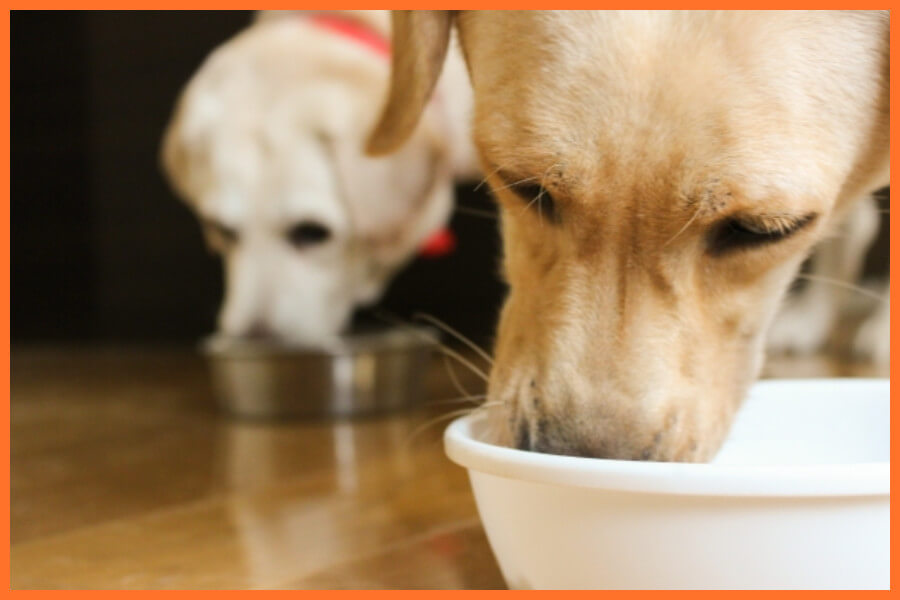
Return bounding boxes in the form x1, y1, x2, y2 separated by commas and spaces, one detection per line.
11, 345, 887, 590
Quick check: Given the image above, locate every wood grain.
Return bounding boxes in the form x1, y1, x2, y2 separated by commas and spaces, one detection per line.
11, 345, 885, 589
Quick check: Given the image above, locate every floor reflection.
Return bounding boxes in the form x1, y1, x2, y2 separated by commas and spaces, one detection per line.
215, 409, 479, 588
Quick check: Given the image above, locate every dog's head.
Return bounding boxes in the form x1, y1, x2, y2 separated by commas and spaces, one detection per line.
162, 18, 454, 344
369, 11, 888, 460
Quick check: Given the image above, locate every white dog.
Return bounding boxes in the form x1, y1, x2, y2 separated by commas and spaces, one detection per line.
161, 11, 475, 344
368, 11, 888, 461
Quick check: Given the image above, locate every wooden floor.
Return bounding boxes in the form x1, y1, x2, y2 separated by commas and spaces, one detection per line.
11, 345, 888, 590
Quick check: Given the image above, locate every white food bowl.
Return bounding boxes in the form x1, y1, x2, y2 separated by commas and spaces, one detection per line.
444, 379, 889, 590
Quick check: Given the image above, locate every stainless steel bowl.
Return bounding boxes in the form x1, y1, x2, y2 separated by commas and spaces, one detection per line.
202, 326, 439, 419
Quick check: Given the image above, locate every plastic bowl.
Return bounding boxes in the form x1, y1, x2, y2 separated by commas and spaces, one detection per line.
444, 378, 889, 589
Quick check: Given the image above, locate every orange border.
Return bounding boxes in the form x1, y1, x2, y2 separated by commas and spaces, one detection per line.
3, 4, 896, 8
3, 7, 895, 594
3, 7, 9, 595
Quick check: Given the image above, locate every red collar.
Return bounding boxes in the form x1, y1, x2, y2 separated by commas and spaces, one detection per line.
307, 13, 390, 58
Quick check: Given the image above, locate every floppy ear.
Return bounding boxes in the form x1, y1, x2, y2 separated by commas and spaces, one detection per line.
366, 10, 454, 156
159, 106, 193, 202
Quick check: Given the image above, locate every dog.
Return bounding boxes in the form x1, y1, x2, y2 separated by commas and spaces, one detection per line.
161, 10, 476, 344
367, 11, 889, 461
767, 194, 889, 364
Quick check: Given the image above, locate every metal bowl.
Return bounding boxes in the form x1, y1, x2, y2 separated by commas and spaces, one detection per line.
201, 326, 439, 419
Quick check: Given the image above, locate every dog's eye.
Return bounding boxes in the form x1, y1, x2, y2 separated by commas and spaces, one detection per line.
287, 221, 332, 248
708, 213, 816, 255
507, 180, 558, 223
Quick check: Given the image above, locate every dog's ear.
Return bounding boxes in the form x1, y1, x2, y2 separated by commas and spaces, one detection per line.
159, 110, 191, 201
160, 96, 208, 205
366, 10, 454, 156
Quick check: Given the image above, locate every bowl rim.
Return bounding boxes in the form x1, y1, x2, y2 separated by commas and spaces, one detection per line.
444, 378, 889, 498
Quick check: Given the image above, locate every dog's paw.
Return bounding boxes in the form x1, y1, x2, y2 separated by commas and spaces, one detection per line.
766, 295, 835, 355
852, 303, 890, 365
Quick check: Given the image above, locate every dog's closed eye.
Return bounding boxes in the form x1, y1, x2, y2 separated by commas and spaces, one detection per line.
708, 213, 817, 256
497, 172, 559, 223
287, 221, 332, 249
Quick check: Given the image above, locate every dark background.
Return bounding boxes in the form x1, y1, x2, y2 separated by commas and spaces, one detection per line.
12, 10, 507, 347
11, 11, 889, 347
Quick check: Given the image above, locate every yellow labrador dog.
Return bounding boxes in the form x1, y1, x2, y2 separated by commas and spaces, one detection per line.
162, 11, 476, 344
368, 11, 889, 461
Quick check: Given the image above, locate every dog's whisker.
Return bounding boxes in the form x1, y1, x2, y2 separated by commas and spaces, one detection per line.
513, 162, 561, 225
473, 162, 507, 192
491, 175, 541, 194
537, 162, 562, 227
414, 313, 494, 365
369, 309, 490, 382
404, 404, 494, 446
520, 188, 547, 219
455, 205, 497, 220
424, 393, 488, 407
441, 352, 476, 401
406, 407, 475, 443
795, 274, 888, 302
435, 345, 490, 382
663, 204, 703, 248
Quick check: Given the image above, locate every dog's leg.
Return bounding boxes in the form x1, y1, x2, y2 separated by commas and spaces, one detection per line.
767, 195, 880, 355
